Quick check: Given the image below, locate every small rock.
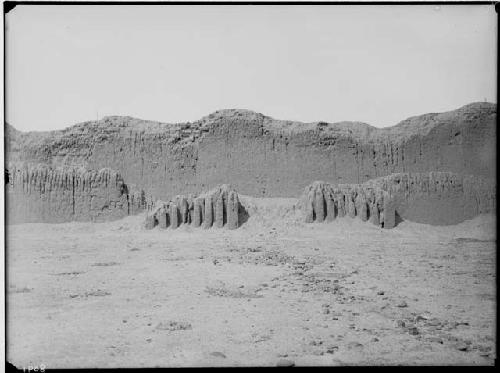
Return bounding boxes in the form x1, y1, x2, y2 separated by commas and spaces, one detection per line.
455, 343, 469, 352
276, 359, 295, 367
408, 327, 419, 335
326, 345, 339, 354
426, 318, 441, 326
414, 315, 428, 323
377, 291, 385, 295
210, 352, 227, 358
371, 337, 379, 342
427, 337, 444, 344
309, 340, 323, 346
395, 320, 406, 328
155, 321, 192, 331
397, 301, 408, 308
347, 342, 363, 350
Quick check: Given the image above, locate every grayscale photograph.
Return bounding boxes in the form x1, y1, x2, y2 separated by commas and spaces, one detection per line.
3, 2, 497, 367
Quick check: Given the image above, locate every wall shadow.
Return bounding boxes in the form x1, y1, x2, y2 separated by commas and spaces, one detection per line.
238, 204, 249, 226
395, 211, 404, 227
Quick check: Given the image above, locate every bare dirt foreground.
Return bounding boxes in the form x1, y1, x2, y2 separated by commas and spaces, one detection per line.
6, 197, 496, 367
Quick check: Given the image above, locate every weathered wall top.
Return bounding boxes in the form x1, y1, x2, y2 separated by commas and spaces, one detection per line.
6, 102, 496, 200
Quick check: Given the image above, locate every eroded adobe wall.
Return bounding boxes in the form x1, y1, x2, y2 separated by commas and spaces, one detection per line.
6, 163, 132, 224
86, 108, 495, 200
6, 103, 496, 201
302, 172, 496, 227
144, 184, 240, 230
368, 172, 496, 225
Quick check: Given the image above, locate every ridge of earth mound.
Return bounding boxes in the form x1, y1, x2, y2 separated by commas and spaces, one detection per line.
5, 102, 496, 199
7, 102, 496, 149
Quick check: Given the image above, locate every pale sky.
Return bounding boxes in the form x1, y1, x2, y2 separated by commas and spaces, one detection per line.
5, 4, 497, 132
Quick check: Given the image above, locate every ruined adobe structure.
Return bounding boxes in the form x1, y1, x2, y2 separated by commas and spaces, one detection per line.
144, 184, 240, 230
5, 163, 141, 223
302, 172, 496, 227
5, 102, 496, 225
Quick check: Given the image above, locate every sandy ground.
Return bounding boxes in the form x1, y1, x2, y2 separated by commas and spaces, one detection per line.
6, 197, 496, 367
